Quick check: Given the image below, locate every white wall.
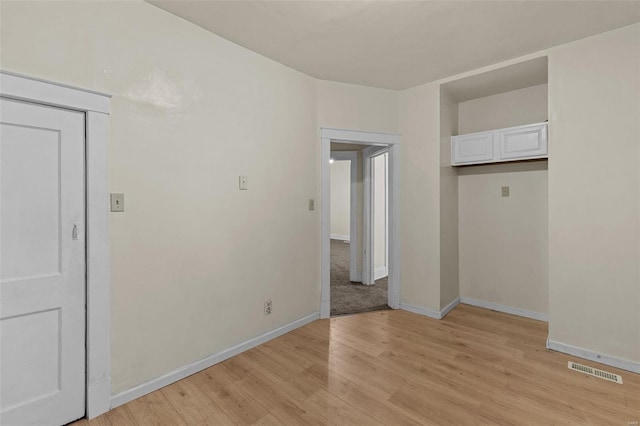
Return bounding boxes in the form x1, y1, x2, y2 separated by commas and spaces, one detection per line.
439, 87, 459, 308
399, 83, 441, 312
457, 85, 549, 316
458, 84, 548, 134
459, 165, 549, 315
547, 24, 640, 364
330, 161, 351, 239
1, 0, 319, 393
373, 153, 387, 274
317, 80, 398, 133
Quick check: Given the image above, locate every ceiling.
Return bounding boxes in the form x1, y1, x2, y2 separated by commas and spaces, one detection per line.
148, 1, 640, 90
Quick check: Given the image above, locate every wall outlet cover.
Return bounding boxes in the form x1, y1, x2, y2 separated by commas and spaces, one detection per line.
239, 176, 248, 190
110, 193, 125, 212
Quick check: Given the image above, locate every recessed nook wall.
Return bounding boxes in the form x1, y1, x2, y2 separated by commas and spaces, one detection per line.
439, 87, 459, 309
442, 57, 549, 318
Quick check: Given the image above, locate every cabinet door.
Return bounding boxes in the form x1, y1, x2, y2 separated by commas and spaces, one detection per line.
451, 131, 494, 165
498, 123, 547, 160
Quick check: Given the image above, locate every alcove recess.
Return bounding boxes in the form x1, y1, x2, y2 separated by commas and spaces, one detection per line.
439, 56, 550, 319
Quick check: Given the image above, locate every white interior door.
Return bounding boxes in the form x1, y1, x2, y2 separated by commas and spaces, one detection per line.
1, 98, 86, 425
362, 146, 388, 285
372, 152, 388, 281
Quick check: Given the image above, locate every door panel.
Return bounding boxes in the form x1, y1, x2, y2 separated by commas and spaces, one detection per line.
1, 98, 85, 426
1, 124, 61, 280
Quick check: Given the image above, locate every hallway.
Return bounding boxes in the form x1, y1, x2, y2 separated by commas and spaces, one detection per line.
330, 239, 389, 316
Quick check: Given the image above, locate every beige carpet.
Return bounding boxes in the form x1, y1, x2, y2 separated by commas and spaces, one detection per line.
330, 239, 390, 316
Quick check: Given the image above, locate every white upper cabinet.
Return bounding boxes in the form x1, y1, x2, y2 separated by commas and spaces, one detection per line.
498, 123, 547, 160
452, 131, 494, 165
452, 122, 547, 166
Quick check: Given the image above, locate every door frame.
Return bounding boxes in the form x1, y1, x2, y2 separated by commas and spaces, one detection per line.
329, 150, 359, 282
1, 71, 111, 419
363, 146, 389, 285
320, 128, 400, 318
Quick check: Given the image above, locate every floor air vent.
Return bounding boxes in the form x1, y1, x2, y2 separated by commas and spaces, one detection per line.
568, 361, 623, 384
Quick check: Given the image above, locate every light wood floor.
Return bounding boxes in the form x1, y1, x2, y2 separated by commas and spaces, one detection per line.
74, 305, 640, 425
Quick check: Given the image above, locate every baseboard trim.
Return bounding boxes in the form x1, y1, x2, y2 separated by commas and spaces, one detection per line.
374, 266, 387, 281
110, 312, 320, 409
547, 339, 640, 374
400, 299, 460, 320
460, 297, 548, 322
440, 297, 460, 319
330, 233, 350, 241
400, 303, 441, 319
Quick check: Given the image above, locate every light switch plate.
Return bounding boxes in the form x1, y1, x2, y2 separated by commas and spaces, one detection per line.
110, 193, 124, 212
308, 199, 315, 210
501, 186, 510, 197
239, 176, 248, 190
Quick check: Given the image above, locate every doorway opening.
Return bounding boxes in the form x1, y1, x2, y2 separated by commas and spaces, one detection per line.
320, 128, 400, 319
329, 145, 389, 316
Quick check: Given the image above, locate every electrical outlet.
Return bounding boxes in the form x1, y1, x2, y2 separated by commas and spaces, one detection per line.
239, 176, 248, 190
501, 186, 510, 197
308, 199, 315, 210
264, 299, 272, 315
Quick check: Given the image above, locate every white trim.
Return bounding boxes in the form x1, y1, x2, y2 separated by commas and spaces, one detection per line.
460, 297, 549, 322
1, 71, 112, 419
374, 266, 387, 281
87, 379, 111, 418
321, 300, 330, 318
321, 129, 401, 318
547, 339, 640, 374
321, 127, 401, 145
387, 144, 400, 309
384, 153, 389, 283
330, 234, 350, 241
400, 298, 460, 320
400, 303, 441, 319
85, 112, 111, 418
321, 138, 331, 319
362, 147, 374, 285
0, 71, 110, 114
330, 150, 359, 282
111, 312, 320, 408
440, 297, 460, 318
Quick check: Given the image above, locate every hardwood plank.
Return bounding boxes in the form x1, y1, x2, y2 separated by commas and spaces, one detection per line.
73, 305, 640, 425
94, 405, 138, 426
160, 378, 235, 425
191, 365, 270, 424
125, 389, 186, 426
300, 389, 383, 426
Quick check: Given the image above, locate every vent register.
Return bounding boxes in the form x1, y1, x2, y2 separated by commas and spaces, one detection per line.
568, 361, 623, 384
